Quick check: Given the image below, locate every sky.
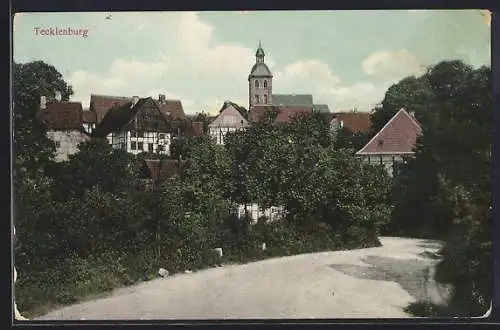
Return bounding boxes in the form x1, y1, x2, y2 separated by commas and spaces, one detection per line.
13, 10, 490, 115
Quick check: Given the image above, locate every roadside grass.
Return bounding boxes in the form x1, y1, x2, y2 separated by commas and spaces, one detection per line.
17, 234, 381, 318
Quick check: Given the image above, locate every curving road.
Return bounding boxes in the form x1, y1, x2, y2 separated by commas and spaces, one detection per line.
35, 237, 452, 320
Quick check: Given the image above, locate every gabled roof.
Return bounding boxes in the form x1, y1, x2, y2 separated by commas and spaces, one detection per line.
272, 94, 314, 107
156, 100, 186, 121
332, 111, 372, 134
82, 110, 97, 124
92, 98, 149, 137
220, 101, 248, 118
209, 101, 249, 128
37, 101, 84, 130
356, 108, 422, 155
89, 94, 131, 124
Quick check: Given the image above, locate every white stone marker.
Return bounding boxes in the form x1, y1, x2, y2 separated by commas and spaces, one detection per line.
158, 268, 169, 278
214, 248, 223, 258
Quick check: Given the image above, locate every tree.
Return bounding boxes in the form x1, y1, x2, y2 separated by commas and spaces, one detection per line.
369, 75, 433, 134
13, 61, 74, 181
334, 127, 371, 151
47, 139, 135, 200
378, 60, 491, 315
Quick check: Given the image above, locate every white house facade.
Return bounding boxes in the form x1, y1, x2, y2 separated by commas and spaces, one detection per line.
93, 96, 183, 155
106, 131, 171, 155
208, 101, 249, 145
37, 96, 90, 162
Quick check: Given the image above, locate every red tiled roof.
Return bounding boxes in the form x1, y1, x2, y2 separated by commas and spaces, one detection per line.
333, 112, 372, 133
275, 106, 313, 124
248, 105, 312, 123
157, 100, 186, 120
356, 109, 422, 155
82, 110, 97, 123
37, 101, 83, 130
90, 94, 131, 124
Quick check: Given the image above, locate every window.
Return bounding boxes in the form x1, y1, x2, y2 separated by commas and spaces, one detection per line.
148, 144, 153, 152
264, 94, 268, 104
159, 133, 165, 139
255, 94, 259, 104
131, 141, 137, 150
263, 80, 267, 88
55, 141, 61, 148
255, 80, 259, 88
138, 142, 144, 150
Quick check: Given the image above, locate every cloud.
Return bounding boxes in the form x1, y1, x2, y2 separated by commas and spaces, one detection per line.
274, 60, 391, 111
362, 49, 426, 79
65, 12, 256, 113
175, 12, 254, 77
68, 58, 184, 108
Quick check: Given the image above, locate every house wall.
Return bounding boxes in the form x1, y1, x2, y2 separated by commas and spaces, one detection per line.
209, 126, 239, 145
83, 123, 96, 134
46, 130, 90, 162
362, 154, 405, 177
107, 131, 171, 155
236, 203, 285, 223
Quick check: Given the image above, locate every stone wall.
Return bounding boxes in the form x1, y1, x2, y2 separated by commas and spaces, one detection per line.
46, 130, 90, 162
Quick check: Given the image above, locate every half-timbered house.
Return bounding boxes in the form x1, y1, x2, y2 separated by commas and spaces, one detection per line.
208, 101, 249, 145
92, 96, 176, 155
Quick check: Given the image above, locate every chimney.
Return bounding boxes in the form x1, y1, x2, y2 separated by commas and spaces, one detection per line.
159, 94, 166, 104
55, 91, 62, 102
132, 96, 139, 107
40, 96, 47, 109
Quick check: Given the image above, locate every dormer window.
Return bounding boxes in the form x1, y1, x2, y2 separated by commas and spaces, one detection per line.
255, 80, 259, 88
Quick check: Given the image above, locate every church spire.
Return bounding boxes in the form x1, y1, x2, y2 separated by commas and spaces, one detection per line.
255, 41, 265, 63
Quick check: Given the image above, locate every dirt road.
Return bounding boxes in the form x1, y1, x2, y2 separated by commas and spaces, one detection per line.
35, 237, 451, 320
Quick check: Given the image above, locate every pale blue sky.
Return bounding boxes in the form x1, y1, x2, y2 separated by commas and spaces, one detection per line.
13, 10, 490, 114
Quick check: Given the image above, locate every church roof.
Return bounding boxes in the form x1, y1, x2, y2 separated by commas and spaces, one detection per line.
356, 108, 422, 155
313, 104, 330, 113
249, 63, 272, 77
272, 94, 314, 107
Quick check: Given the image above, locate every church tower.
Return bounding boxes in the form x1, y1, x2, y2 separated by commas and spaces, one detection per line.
248, 41, 273, 108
